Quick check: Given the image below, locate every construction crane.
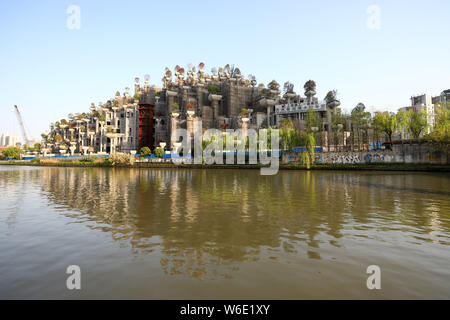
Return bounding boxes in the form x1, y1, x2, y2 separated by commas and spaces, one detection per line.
14, 105, 30, 147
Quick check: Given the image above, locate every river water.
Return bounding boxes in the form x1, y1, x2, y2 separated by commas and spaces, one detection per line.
1, 165, 449, 299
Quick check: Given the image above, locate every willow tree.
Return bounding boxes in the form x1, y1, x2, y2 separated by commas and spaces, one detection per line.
407, 109, 428, 139
351, 103, 371, 150
279, 119, 301, 150
331, 108, 344, 151
373, 111, 399, 142
305, 108, 319, 133
425, 103, 450, 162
300, 133, 316, 169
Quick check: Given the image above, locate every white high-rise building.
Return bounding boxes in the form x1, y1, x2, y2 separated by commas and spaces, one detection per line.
0, 133, 19, 147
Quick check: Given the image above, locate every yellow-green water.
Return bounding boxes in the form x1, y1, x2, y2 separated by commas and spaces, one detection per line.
1, 166, 449, 299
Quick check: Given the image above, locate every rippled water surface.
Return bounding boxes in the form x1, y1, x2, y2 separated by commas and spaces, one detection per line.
1, 165, 450, 299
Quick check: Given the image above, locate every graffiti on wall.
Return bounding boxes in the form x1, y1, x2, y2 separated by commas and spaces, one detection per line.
330, 154, 360, 164
364, 153, 385, 163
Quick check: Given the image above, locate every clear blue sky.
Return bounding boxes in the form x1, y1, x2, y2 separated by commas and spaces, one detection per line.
1, 0, 449, 141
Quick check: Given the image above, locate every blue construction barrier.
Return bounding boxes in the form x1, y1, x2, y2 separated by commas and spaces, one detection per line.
292, 147, 322, 153
369, 142, 383, 150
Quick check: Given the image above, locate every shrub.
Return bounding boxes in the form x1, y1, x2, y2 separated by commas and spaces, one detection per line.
109, 153, 135, 166
140, 147, 151, 157
208, 85, 219, 94
2, 147, 24, 160
154, 147, 164, 158
240, 108, 249, 117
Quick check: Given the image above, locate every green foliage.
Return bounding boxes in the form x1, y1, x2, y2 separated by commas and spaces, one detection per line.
207, 85, 219, 94
140, 147, 151, 157
351, 103, 372, 149
240, 108, 249, 117
305, 107, 319, 133
154, 147, 164, 158
280, 119, 294, 129
79, 157, 95, 163
202, 139, 213, 151
373, 111, 398, 141
300, 133, 316, 169
171, 103, 180, 112
2, 147, 24, 159
134, 93, 140, 100
280, 126, 301, 151
425, 104, 450, 157
406, 109, 427, 139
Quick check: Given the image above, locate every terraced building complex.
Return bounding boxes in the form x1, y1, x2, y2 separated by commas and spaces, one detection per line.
41, 63, 339, 156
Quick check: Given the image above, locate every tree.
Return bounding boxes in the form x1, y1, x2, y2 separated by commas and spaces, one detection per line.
373, 111, 399, 142
424, 103, 450, 162
140, 147, 151, 157
331, 108, 344, 150
2, 147, 24, 160
305, 108, 319, 133
154, 147, 164, 158
279, 125, 301, 151
396, 110, 409, 139
300, 133, 316, 169
351, 103, 371, 150
407, 109, 428, 139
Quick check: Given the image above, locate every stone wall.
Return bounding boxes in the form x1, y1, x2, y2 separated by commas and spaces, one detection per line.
282, 144, 449, 165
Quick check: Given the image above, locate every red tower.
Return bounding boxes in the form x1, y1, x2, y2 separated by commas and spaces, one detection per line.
138, 103, 155, 150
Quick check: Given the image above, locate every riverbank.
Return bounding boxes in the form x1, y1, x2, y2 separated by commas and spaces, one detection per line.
1, 160, 450, 172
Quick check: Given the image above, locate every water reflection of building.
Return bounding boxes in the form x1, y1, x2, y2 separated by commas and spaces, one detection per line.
37, 168, 450, 278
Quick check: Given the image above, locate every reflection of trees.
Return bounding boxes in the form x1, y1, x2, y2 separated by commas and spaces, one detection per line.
38, 167, 450, 278
0, 167, 42, 233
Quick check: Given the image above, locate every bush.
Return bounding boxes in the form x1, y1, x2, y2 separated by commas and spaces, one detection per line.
2, 147, 24, 160
154, 147, 164, 158
240, 108, 249, 117
140, 147, 151, 157
79, 157, 95, 163
109, 153, 135, 166
208, 85, 219, 94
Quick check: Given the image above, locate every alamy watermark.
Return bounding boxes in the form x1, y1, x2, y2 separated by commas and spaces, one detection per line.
66, 265, 81, 290
66, 5, 81, 30
366, 265, 381, 290
366, 5, 381, 30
